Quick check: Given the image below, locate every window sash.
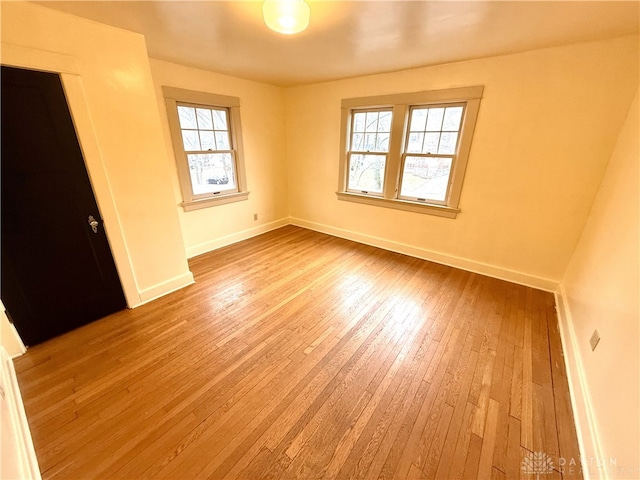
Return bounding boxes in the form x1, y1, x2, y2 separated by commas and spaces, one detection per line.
397, 153, 455, 205
177, 102, 231, 154
346, 152, 388, 196
189, 150, 240, 200
404, 103, 466, 156
348, 107, 393, 155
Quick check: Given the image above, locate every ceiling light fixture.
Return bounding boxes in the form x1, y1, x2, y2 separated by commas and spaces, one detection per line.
262, 0, 310, 35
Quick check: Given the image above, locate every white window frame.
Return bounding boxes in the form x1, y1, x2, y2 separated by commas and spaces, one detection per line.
163, 86, 249, 211
337, 86, 483, 219
346, 107, 393, 197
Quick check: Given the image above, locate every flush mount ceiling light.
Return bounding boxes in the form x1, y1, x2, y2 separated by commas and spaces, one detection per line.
262, 0, 310, 35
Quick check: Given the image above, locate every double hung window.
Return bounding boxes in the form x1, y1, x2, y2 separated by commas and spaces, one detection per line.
347, 109, 392, 195
164, 87, 249, 211
338, 86, 483, 218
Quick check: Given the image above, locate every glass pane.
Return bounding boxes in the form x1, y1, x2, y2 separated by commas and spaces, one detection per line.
378, 111, 392, 132
423, 133, 440, 154
438, 132, 459, 154
352, 133, 365, 151
177, 106, 197, 129
426, 108, 445, 131
364, 133, 377, 151
196, 108, 213, 130
364, 112, 379, 133
215, 131, 231, 150
181, 130, 200, 151
407, 132, 424, 153
443, 107, 463, 131
410, 108, 427, 132
212, 109, 228, 130
376, 133, 390, 152
353, 112, 366, 133
199, 131, 215, 150
400, 156, 452, 202
348, 154, 385, 193
188, 153, 237, 195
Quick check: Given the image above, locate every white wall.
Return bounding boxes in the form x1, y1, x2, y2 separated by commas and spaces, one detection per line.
284, 36, 639, 290
0, 346, 40, 480
0, 304, 25, 359
1, 2, 194, 308
149, 59, 289, 258
558, 89, 639, 479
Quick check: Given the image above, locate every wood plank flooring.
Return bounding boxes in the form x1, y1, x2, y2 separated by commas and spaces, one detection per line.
14, 226, 583, 479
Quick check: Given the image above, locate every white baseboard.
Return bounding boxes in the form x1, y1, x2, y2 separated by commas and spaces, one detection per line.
135, 271, 195, 306
0, 346, 41, 480
289, 217, 558, 291
555, 285, 605, 480
185, 218, 290, 259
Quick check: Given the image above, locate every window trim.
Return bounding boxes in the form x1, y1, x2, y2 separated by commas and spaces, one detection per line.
163, 86, 249, 211
337, 86, 483, 219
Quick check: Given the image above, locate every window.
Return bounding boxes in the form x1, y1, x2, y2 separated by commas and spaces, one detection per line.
338, 86, 483, 218
163, 87, 249, 211
347, 109, 392, 195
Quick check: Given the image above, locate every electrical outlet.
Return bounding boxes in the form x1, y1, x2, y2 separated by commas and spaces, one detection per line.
253, 213, 258, 221
590, 329, 601, 351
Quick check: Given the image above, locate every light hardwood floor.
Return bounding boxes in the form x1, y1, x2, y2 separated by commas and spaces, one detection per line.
14, 226, 582, 479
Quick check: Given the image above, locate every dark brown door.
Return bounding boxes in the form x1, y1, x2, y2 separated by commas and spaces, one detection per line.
1, 66, 126, 346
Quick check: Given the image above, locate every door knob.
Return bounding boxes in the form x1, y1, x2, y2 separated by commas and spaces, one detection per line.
88, 215, 99, 233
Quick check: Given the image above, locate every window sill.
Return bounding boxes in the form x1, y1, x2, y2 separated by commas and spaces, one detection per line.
182, 191, 250, 211
336, 191, 460, 219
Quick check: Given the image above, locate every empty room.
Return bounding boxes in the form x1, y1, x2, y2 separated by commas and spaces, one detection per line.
0, 1, 638, 479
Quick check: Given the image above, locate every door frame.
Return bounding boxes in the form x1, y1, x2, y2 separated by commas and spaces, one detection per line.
1, 45, 139, 310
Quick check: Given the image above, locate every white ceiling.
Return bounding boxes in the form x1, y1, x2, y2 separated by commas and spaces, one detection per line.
36, 1, 640, 86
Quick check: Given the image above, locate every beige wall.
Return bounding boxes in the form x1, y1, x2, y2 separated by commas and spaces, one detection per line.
148, 59, 289, 258
1, 2, 193, 306
284, 36, 639, 289
560, 89, 639, 478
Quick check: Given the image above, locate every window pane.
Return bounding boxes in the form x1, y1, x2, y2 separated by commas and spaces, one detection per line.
443, 107, 463, 131
215, 131, 231, 150
407, 132, 424, 153
352, 133, 364, 151
348, 154, 385, 193
182, 130, 200, 151
376, 133, 390, 152
423, 133, 440, 154
438, 132, 459, 154
400, 156, 452, 202
196, 108, 213, 130
365, 112, 379, 133
378, 111, 392, 132
426, 108, 445, 131
410, 108, 427, 132
177, 106, 197, 129
353, 112, 366, 133
212, 109, 228, 130
199, 131, 215, 150
188, 153, 237, 195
